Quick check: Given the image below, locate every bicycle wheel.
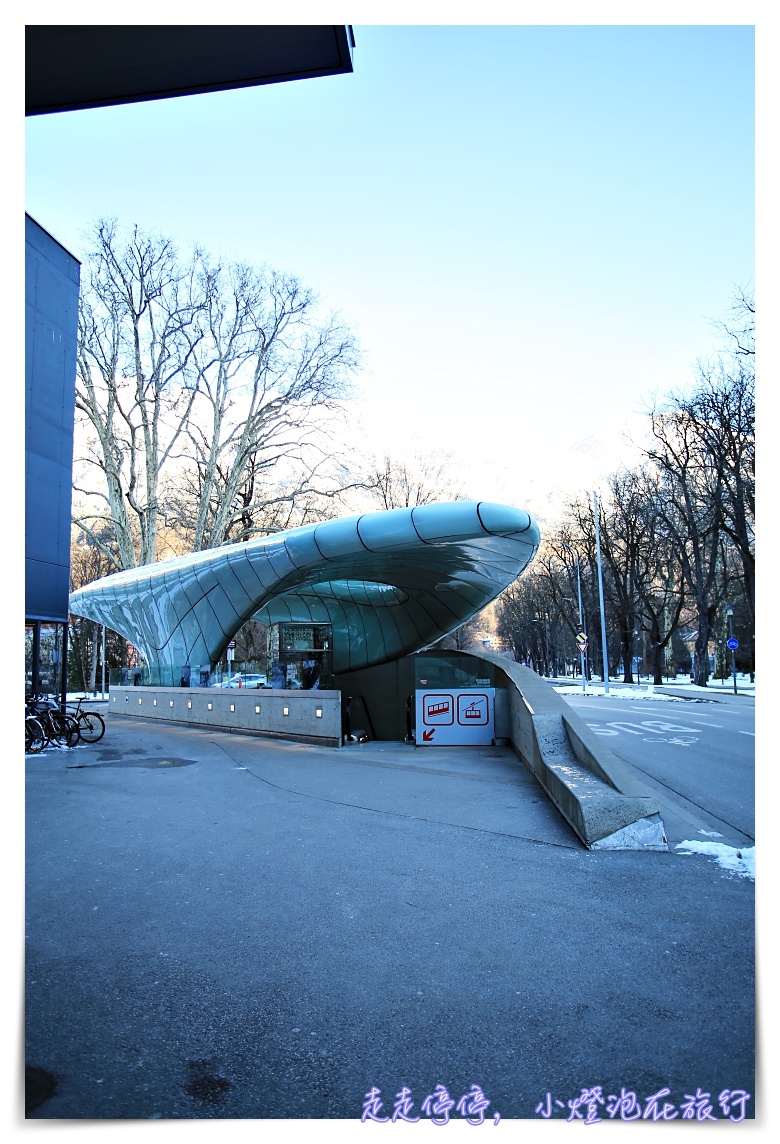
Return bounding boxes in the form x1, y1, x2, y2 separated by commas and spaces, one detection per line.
76, 710, 105, 743
51, 712, 81, 748
25, 717, 47, 753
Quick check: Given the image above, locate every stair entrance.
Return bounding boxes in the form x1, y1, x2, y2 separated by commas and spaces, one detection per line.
412, 653, 496, 746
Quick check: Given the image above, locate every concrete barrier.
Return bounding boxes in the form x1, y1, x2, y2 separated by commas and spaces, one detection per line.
473, 652, 669, 851
108, 686, 342, 747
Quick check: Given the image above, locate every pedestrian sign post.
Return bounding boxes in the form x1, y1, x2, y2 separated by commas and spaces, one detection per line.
727, 637, 739, 650
575, 632, 588, 693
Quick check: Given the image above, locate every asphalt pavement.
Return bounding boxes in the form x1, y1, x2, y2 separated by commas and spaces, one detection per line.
25, 708, 755, 1122
558, 686, 755, 849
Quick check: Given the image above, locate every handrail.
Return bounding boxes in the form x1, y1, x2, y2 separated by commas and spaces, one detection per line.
342, 694, 377, 744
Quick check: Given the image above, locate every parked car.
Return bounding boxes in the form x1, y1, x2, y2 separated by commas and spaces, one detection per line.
218, 673, 267, 688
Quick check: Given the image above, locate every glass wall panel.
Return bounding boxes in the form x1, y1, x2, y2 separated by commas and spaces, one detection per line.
274, 623, 333, 689
25, 621, 66, 697
413, 653, 495, 690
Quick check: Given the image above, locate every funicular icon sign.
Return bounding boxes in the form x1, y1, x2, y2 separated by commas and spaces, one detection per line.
424, 695, 454, 724
427, 699, 451, 718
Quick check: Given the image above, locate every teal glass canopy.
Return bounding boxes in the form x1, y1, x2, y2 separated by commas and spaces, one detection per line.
69, 501, 539, 677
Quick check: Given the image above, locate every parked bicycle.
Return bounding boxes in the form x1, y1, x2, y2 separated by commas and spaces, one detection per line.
26, 696, 80, 748
65, 696, 106, 743
25, 706, 47, 753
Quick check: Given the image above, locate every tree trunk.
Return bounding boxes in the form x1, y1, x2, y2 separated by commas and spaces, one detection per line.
692, 603, 717, 686
620, 622, 634, 684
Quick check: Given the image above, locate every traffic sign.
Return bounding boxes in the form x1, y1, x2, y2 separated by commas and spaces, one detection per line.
576, 632, 588, 652
727, 637, 739, 650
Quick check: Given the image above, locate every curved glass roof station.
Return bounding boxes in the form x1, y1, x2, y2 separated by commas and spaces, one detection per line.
69, 502, 540, 676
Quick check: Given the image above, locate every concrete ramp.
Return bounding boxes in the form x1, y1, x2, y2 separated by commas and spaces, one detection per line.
530, 712, 667, 850
477, 652, 669, 851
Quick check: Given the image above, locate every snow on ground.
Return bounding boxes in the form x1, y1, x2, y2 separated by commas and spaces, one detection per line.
554, 683, 686, 702
675, 838, 755, 880
553, 674, 755, 702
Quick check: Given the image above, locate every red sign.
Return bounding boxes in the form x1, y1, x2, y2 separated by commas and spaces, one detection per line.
423, 694, 454, 725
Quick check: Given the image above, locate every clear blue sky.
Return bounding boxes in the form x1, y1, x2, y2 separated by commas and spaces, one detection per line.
24, 18, 756, 518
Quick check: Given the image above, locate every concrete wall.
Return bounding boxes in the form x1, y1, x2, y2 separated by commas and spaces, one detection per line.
109, 687, 342, 747
25, 215, 81, 622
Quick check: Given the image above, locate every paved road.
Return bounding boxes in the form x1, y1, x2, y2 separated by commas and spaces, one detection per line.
558, 687, 755, 849
24, 714, 754, 1121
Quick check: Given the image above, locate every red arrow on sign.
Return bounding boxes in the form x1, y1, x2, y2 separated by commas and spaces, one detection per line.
423, 728, 435, 742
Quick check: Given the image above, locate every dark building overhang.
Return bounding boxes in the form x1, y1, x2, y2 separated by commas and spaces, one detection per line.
26, 25, 355, 116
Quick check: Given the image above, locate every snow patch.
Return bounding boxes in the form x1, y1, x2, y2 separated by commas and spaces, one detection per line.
675, 840, 755, 880
554, 684, 684, 702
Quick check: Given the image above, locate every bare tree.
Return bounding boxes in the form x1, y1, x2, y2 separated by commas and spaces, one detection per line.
643, 294, 754, 685
74, 221, 206, 569
597, 468, 687, 684
676, 356, 754, 629
176, 257, 359, 549
496, 546, 589, 678
645, 396, 725, 686
362, 448, 466, 510
73, 221, 360, 566
68, 527, 128, 690
495, 293, 754, 688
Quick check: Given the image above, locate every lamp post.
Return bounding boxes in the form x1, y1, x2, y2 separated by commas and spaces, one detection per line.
633, 627, 640, 683
575, 556, 587, 693
726, 604, 737, 695
593, 490, 610, 694
561, 546, 588, 692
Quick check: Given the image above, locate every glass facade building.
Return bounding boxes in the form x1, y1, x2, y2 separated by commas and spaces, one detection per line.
71, 501, 540, 689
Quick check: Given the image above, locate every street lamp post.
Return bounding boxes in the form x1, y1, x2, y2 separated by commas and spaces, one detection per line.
561, 546, 588, 692
575, 557, 587, 693
593, 490, 610, 694
633, 627, 639, 684
726, 605, 738, 695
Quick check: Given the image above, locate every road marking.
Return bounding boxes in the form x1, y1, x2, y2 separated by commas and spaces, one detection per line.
587, 720, 700, 746
738, 731, 755, 737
